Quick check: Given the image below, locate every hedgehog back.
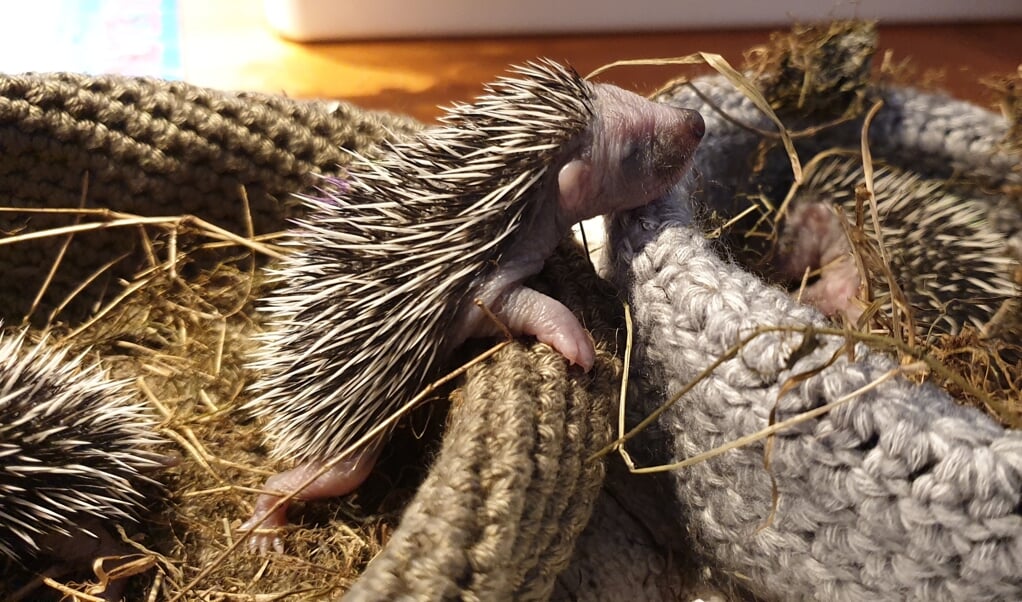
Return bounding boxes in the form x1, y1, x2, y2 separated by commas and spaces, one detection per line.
0, 332, 163, 561
247, 61, 596, 464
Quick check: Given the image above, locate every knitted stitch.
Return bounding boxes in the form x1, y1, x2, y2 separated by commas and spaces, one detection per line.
0, 72, 420, 320
609, 75, 1022, 600
553, 458, 709, 601
0, 73, 420, 226
344, 343, 615, 602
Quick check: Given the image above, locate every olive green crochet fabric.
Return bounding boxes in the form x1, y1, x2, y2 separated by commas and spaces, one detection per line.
0, 72, 420, 319
344, 343, 616, 602
343, 239, 621, 601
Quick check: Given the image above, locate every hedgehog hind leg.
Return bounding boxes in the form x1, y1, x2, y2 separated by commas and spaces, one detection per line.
240, 444, 382, 554
493, 285, 595, 371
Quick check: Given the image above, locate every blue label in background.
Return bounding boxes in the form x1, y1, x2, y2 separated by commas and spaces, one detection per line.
0, 0, 181, 79
160, 0, 181, 79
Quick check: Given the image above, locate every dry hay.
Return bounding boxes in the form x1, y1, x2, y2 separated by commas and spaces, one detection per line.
744, 20, 877, 119
0, 192, 441, 600
985, 64, 1022, 153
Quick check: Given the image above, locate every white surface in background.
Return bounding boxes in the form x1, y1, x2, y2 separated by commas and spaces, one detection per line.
574, 217, 609, 276
264, 0, 1022, 41
0, 0, 180, 77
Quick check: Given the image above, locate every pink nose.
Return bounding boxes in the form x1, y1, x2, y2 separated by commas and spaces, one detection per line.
654, 106, 704, 175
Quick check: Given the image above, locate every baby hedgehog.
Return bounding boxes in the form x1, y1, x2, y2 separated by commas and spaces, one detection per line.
242, 59, 705, 552
0, 327, 166, 599
776, 153, 1017, 336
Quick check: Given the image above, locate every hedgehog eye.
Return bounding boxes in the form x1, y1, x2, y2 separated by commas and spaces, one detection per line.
620, 143, 643, 173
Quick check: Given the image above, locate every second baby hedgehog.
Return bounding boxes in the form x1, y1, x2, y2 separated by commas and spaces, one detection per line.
776, 153, 1017, 336
0, 327, 166, 599
241, 60, 705, 552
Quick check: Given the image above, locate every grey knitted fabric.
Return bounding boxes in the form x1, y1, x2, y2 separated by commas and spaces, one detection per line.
609, 75, 1022, 600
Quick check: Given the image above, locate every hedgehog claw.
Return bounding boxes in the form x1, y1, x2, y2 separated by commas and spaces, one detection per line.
247, 532, 284, 555
546, 325, 596, 371
239, 506, 288, 554
241, 527, 285, 555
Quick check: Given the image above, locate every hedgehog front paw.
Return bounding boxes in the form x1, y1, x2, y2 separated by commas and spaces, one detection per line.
497, 286, 596, 371
239, 504, 288, 554
537, 316, 596, 371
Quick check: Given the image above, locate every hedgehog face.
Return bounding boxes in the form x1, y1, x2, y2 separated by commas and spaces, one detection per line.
556, 83, 704, 224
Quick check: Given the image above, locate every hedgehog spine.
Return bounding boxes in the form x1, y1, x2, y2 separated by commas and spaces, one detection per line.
238, 59, 705, 553
0, 327, 165, 562
245, 60, 597, 465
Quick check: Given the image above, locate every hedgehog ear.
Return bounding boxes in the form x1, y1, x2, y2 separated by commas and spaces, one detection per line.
558, 159, 591, 218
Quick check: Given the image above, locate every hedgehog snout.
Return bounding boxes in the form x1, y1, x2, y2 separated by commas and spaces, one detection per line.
656, 106, 704, 170
616, 99, 704, 211
584, 86, 705, 217
618, 106, 704, 211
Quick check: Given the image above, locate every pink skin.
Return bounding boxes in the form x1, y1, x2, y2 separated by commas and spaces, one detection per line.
777, 200, 864, 322
241, 444, 381, 554
241, 82, 704, 554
